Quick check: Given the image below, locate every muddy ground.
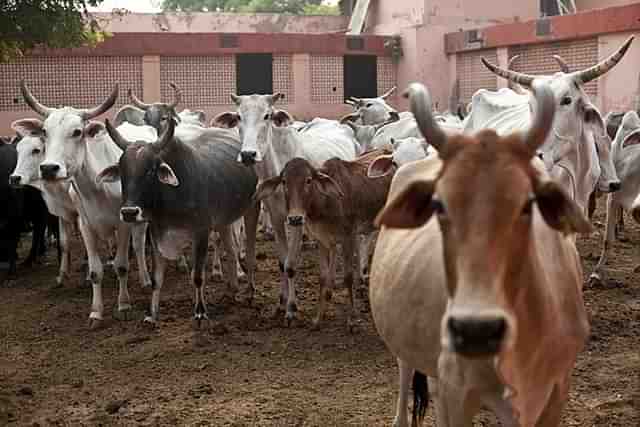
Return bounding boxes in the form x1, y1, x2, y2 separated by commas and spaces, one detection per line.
0, 204, 638, 427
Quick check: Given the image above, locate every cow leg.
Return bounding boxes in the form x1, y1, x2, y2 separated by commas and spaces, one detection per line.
434, 381, 480, 427
230, 220, 246, 280
312, 243, 332, 330
284, 223, 304, 325
342, 232, 358, 332
131, 223, 152, 289
210, 231, 223, 280
269, 207, 289, 319
112, 223, 133, 321
392, 358, 413, 427
616, 206, 626, 241
190, 232, 210, 329
146, 233, 167, 324
217, 224, 239, 300
591, 193, 619, 283
55, 218, 72, 288
359, 231, 377, 283
77, 216, 104, 328
240, 203, 259, 303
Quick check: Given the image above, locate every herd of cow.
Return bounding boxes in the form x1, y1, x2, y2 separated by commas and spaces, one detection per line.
0, 35, 638, 426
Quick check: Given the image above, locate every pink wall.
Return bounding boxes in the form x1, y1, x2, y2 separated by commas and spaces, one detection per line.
96, 11, 349, 33
597, 31, 640, 113
576, 0, 638, 12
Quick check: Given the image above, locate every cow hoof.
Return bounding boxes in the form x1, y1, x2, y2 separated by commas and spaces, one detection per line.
51, 279, 64, 289
588, 272, 602, 286
311, 318, 322, 331
271, 306, 285, 319
87, 317, 104, 330
192, 314, 210, 331
142, 316, 158, 328
285, 312, 296, 328
114, 307, 135, 321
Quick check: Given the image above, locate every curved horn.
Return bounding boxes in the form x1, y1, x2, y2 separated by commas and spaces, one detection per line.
153, 116, 177, 156
82, 84, 119, 120
20, 80, 52, 117
523, 79, 556, 152
128, 88, 151, 110
268, 93, 285, 106
572, 36, 634, 84
481, 57, 535, 87
105, 119, 131, 151
403, 83, 447, 152
507, 55, 520, 70
552, 55, 570, 73
168, 82, 182, 109
380, 86, 397, 99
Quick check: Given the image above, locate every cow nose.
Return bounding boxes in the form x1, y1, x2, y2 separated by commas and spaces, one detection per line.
609, 181, 621, 192
9, 175, 21, 186
120, 207, 141, 223
40, 164, 60, 180
389, 111, 400, 121
287, 215, 304, 226
240, 151, 257, 165
447, 316, 506, 357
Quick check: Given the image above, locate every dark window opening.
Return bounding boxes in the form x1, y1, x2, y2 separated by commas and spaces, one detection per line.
236, 53, 273, 95
344, 55, 377, 101
540, 0, 560, 17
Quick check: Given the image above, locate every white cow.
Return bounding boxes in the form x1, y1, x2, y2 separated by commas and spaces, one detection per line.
214, 94, 359, 324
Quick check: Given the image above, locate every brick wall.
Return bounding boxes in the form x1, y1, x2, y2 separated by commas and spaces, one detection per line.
310, 55, 344, 104
456, 49, 498, 104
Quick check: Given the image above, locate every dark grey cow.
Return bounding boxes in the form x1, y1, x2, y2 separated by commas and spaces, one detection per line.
96, 118, 259, 326
118, 83, 182, 132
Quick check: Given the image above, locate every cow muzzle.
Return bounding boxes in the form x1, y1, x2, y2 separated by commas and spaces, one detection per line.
447, 315, 507, 358
287, 215, 305, 227
9, 175, 22, 187
120, 206, 144, 223
239, 151, 258, 165
39, 163, 61, 181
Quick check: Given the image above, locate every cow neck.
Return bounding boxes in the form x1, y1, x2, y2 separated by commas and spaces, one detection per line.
258, 125, 302, 181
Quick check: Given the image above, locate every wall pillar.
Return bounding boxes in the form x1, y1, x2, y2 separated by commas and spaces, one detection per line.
142, 55, 161, 102
292, 53, 311, 118
496, 47, 509, 90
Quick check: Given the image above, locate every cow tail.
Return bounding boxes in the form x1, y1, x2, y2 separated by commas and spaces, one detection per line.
411, 371, 429, 427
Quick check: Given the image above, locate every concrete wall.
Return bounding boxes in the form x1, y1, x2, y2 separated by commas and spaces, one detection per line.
576, 0, 637, 12
96, 11, 349, 33
597, 31, 640, 112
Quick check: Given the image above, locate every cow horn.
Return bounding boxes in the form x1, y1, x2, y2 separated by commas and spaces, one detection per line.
348, 96, 363, 107
507, 55, 520, 69
82, 84, 119, 120
154, 116, 177, 156
481, 57, 535, 87
572, 36, 634, 84
20, 80, 52, 117
552, 55, 570, 73
523, 79, 555, 152
168, 82, 182, 109
128, 88, 151, 110
403, 83, 447, 152
104, 119, 131, 151
268, 93, 285, 106
380, 86, 397, 99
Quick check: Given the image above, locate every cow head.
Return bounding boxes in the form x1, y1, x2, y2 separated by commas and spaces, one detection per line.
96, 118, 178, 223
9, 120, 46, 187
178, 109, 206, 127
253, 157, 344, 227
481, 36, 633, 195
217, 93, 286, 165
376, 81, 591, 360
341, 112, 400, 151
19, 80, 119, 181
127, 83, 181, 132
344, 86, 400, 125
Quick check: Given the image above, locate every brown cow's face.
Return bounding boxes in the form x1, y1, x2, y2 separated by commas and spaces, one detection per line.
376, 131, 591, 359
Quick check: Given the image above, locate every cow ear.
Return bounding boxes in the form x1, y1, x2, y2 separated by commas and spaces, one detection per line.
272, 110, 293, 127
375, 180, 437, 228
252, 176, 282, 202
315, 173, 344, 199
210, 112, 239, 129
583, 103, 606, 134
157, 162, 179, 186
622, 131, 640, 148
95, 165, 120, 185
367, 154, 395, 178
85, 121, 105, 138
534, 180, 593, 234
12, 119, 44, 137
194, 110, 206, 125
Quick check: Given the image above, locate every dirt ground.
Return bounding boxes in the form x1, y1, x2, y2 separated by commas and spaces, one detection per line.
0, 204, 638, 427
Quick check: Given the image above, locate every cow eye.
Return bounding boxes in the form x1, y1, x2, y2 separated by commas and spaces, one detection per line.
305, 176, 312, 185
72, 129, 82, 138
365, 103, 373, 108
32, 148, 41, 155
560, 96, 572, 106
431, 199, 446, 215
264, 113, 271, 120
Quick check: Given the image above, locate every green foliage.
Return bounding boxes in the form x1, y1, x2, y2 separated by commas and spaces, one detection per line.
161, 0, 337, 15
0, 1, 109, 62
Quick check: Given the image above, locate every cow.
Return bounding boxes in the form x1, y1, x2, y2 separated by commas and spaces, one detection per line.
96, 117, 259, 327
590, 110, 640, 283
253, 148, 395, 330
213, 94, 359, 324
368, 80, 591, 427
462, 36, 634, 216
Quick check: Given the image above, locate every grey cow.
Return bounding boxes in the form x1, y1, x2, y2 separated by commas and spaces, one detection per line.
97, 118, 259, 327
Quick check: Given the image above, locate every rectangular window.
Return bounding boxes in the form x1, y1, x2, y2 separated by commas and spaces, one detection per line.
343, 54, 377, 101
236, 53, 273, 95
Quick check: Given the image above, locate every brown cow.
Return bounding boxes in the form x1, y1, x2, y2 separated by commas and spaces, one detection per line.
254, 148, 395, 330
369, 80, 591, 426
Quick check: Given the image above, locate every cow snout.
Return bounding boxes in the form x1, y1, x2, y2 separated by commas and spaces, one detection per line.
9, 175, 21, 186
287, 215, 304, 227
447, 316, 506, 357
608, 181, 621, 192
240, 151, 257, 165
40, 164, 60, 180
120, 206, 142, 223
